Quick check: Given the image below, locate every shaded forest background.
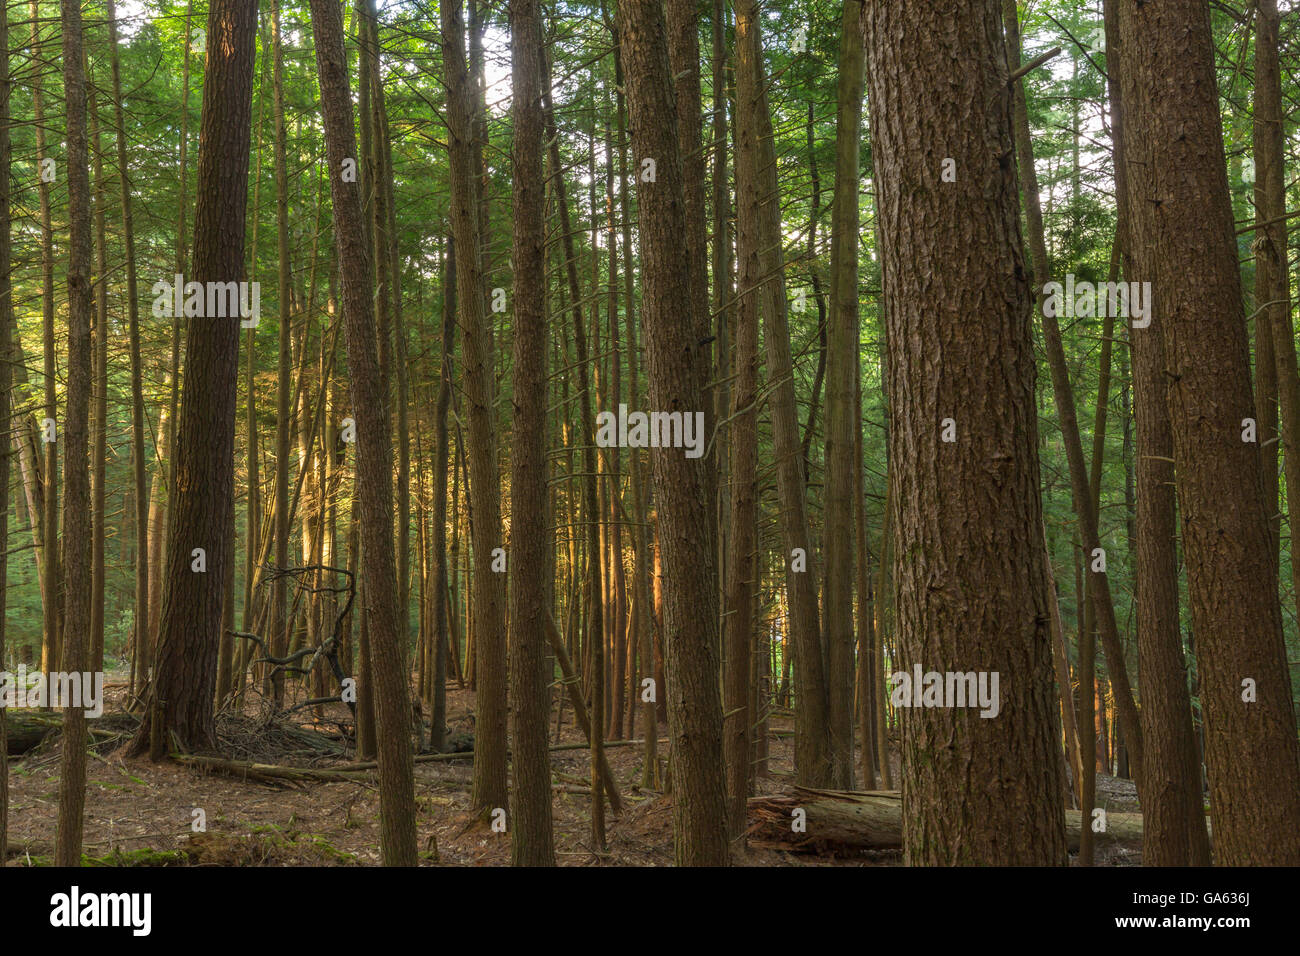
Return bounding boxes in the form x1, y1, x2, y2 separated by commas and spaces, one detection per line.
0, 0, 1298, 867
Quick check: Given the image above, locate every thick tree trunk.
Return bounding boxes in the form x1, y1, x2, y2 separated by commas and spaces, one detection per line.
54, 0, 94, 866
308, 0, 418, 866
619, 0, 729, 866
507, 0, 556, 866
865, 0, 1067, 865
1117, 0, 1300, 865
128, 0, 258, 758
664, 0, 718, 645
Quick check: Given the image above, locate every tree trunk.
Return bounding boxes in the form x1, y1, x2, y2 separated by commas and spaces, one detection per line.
54, 0, 94, 866
442, 0, 508, 817
268, 0, 293, 706
823, 0, 867, 790
429, 237, 456, 752
308, 0, 418, 866
747, 789, 1150, 856
1256, 0, 1300, 674
618, 0, 729, 865
865, 0, 1067, 865
1101, 0, 1208, 867
106, 0, 150, 687
1117, 0, 1300, 865
128, 0, 258, 758
507, 0, 556, 866
724, 97, 760, 838
664, 0, 718, 650
31, 0, 60, 684
734, 0, 832, 789
90, 83, 108, 675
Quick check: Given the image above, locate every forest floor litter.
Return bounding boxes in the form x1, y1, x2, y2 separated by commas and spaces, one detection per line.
3, 677, 1141, 866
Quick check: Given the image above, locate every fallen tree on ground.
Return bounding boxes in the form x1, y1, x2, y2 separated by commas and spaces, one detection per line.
747, 787, 1158, 855
3, 710, 131, 755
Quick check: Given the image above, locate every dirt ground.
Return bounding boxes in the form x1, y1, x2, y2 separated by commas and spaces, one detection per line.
2, 673, 1135, 866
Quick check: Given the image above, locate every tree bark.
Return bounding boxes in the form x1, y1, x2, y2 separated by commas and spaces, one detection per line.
734, 0, 832, 789
128, 0, 258, 757
1116, 0, 1300, 865
619, 0, 729, 865
865, 0, 1067, 865
508, 0, 556, 866
54, 0, 94, 866
824, 0, 867, 790
441, 0, 508, 816
308, 0, 418, 865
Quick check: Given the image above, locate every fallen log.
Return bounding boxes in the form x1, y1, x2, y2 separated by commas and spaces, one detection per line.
172, 753, 373, 787
338, 736, 668, 770
175, 737, 673, 789
3, 711, 128, 755
4, 711, 62, 754
747, 787, 1152, 855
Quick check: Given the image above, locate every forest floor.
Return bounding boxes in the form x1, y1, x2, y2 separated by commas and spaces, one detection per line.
1, 672, 1138, 866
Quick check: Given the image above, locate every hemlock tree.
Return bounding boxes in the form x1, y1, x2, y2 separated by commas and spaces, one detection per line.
309, 0, 418, 867
734, 0, 832, 791
865, 0, 1068, 865
54, 0, 96, 866
442, 0, 508, 817
507, 0, 555, 867
128, 0, 259, 758
618, 0, 729, 867
823, 0, 867, 791
1117, 0, 1300, 866
1100, 0, 1207, 867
